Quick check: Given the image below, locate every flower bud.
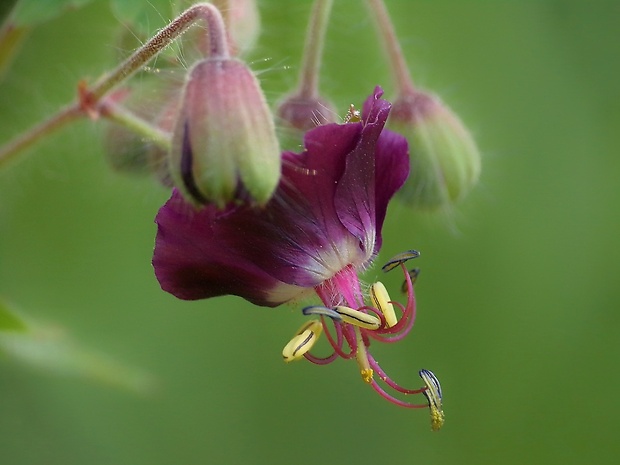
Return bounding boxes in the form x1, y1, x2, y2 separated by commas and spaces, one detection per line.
276, 93, 337, 151
277, 93, 337, 131
388, 90, 481, 210
102, 89, 151, 175
170, 57, 281, 208
104, 119, 152, 175
102, 85, 178, 187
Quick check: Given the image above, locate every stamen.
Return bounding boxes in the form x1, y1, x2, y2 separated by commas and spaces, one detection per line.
320, 316, 356, 359
302, 314, 342, 365
375, 261, 417, 337
370, 281, 397, 327
354, 326, 373, 383
282, 320, 323, 362
334, 305, 381, 330
401, 268, 420, 293
369, 379, 429, 409
368, 354, 425, 395
302, 305, 342, 321
419, 369, 445, 431
382, 250, 420, 273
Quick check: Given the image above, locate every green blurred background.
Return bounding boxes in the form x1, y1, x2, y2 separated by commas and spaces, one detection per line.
1, 1, 619, 464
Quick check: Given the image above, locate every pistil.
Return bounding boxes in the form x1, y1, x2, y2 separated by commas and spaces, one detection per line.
354, 326, 373, 383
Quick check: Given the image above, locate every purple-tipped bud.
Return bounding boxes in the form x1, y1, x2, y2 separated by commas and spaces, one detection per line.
170, 57, 281, 208
276, 93, 337, 150
277, 93, 337, 131
388, 90, 481, 210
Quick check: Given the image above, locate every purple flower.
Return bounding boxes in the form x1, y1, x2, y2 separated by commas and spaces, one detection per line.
153, 87, 444, 416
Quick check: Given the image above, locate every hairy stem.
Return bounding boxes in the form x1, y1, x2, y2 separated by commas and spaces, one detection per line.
296, 0, 334, 99
0, 104, 83, 168
99, 100, 171, 151
0, 3, 226, 168
365, 0, 415, 94
89, 2, 229, 101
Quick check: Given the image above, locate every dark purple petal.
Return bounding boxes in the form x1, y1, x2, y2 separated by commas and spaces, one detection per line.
154, 124, 367, 305
372, 128, 410, 252
153, 192, 304, 306
211, 123, 365, 289
335, 87, 391, 256
335, 87, 408, 258
153, 87, 410, 307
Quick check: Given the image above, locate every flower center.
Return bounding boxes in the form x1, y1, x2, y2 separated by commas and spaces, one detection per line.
280, 250, 445, 430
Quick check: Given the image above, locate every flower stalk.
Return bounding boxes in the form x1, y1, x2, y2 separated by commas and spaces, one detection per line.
98, 99, 171, 152
296, 0, 333, 100
0, 103, 82, 168
88, 3, 228, 102
277, 0, 336, 133
365, 0, 415, 95
366, 0, 481, 210
0, 3, 226, 169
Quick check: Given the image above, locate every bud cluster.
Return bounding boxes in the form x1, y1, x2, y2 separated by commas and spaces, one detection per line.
101, 0, 480, 214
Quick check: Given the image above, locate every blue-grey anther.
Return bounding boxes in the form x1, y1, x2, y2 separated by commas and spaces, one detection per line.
419, 369, 445, 431
382, 250, 420, 273
401, 268, 420, 293
302, 305, 342, 322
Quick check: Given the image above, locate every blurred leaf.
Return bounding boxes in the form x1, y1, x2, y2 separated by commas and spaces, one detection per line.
0, 302, 156, 394
0, 0, 28, 80
0, 22, 29, 80
0, 300, 28, 332
11, 0, 95, 27
0, 0, 19, 25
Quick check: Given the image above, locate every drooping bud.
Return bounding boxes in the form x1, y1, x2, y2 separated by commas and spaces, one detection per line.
276, 92, 337, 150
274, 0, 336, 150
277, 93, 337, 131
388, 90, 481, 210
104, 116, 152, 175
103, 85, 179, 187
170, 57, 281, 208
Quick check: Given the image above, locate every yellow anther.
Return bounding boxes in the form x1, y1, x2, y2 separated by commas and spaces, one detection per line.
360, 368, 374, 384
419, 369, 444, 431
428, 404, 445, 432
334, 306, 381, 330
282, 320, 322, 362
370, 281, 397, 327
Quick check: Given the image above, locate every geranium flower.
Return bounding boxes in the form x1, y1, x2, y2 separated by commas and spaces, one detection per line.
153, 87, 444, 424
